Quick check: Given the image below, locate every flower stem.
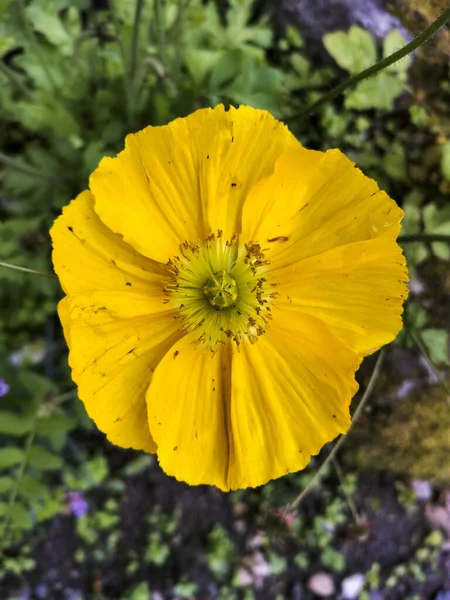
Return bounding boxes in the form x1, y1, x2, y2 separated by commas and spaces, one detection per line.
331, 454, 362, 524
285, 6, 450, 121
0, 260, 57, 279
288, 349, 386, 510
399, 234, 450, 244
0, 415, 37, 554
130, 0, 145, 79
0, 60, 32, 99
409, 329, 450, 396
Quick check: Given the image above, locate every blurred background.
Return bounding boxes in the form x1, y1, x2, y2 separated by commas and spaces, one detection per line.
0, 0, 449, 599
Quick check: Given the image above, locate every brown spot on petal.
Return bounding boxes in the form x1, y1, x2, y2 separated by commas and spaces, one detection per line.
268, 236, 289, 243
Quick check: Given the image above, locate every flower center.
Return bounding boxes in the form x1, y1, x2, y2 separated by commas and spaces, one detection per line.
203, 271, 238, 310
164, 233, 275, 350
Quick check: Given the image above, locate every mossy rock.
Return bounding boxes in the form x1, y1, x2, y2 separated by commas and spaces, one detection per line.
388, 0, 450, 62
347, 386, 450, 484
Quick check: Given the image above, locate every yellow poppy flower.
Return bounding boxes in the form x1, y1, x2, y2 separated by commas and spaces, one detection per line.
51, 105, 408, 491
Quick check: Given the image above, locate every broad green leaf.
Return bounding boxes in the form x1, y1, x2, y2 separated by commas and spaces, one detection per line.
17, 474, 48, 499
441, 140, 450, 181
0, 0, 14, 17
323, 26, 376, 73
9, 503, 33, 530
185, 48, 219, 85
36, 412, 75, 451
422, 329, 450, 366
0, 447, 25, 470
0, 476, 14, 494
35, 495, 63, 522
209, 48, 243, 89
345, 71, 404, 111
0, 411, 33, 436
26, 5, 73, 53
382, 144, 407, 181
128, 582, 151, 600
28, 446, 62, 471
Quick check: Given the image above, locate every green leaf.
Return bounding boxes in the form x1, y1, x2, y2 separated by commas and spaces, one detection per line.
381, 144, 407, 181
28, 446, 62, 471
9, 502, 33, 530
0, 476, 14, 494
35, 495, 62, 522
422, 329, 450, 366
185, 48, 219, 85
17, 474, 48, 499
345, 71, 404, 111
128, 582, 151, 600
122, 454, 154, 477
19, 371, 58, 399
36, 412, 75, 451
26, 5, 73, 53
323, 26, 376, 73
209, 49, 243, 89
0, 411, 33, 436
441, 140, 450, 181
0, 447, 25, 470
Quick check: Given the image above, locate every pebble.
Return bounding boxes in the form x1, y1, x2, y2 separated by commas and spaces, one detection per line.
307, 572, 335, 597
341, 573, 365, 599
251, 552, 271, 579
411, 479, 432, 501
234, 567, 253, 587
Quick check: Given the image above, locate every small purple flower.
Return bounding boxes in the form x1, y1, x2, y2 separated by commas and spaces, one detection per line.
0, 379, 10, 398
66, 491, 89, 517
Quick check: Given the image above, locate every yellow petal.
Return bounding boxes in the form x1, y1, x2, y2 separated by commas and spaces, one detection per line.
64, 295, 182, 453
51, 189, 181, 452
90, 105, 299, 262
273, 232, 409, 356
242, 148, 404, 270
146, 332, 231, 490
50, 190, 165, 295
227, 314, 360, 490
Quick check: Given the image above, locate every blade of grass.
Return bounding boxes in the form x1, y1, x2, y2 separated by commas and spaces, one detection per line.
0, 260, 57, 279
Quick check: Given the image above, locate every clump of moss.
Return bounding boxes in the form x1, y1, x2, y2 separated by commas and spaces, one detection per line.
347, 387, 450, 484
388, 0, 450, 62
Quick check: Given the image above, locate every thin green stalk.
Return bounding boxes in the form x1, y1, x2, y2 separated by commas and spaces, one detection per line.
409, 329, 450, 396
285, 6, 450, 121
130, 0, 145, 79
154, 0, 165, 64
0, 260, 57, 279
0, 60, 32, 99
0, 151, 56, 180
110, 0, 134, 131
53, 389, 78, 404
399, 234, 450, 244
331, 455, 362, 524
288, 349, 386, 510
17, 0, 58, 94
0, 416, 37, 553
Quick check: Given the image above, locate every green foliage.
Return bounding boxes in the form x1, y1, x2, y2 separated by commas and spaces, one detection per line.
323, 27, 410, 110
207, 524, 236, 580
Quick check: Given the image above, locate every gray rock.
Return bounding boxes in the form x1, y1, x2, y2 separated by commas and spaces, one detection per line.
271, 0, 412, 59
